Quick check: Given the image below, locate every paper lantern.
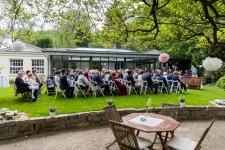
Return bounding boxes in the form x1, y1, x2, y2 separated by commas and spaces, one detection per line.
11, 41, 26, 51
202, 57, 222, 71
159, 53, 169, 63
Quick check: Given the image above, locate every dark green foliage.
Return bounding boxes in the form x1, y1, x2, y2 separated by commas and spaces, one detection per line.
216, 76, 225, 89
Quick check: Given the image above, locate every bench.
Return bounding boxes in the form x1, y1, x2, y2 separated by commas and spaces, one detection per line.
181, 76, 203, 89
14, 84, 32, 101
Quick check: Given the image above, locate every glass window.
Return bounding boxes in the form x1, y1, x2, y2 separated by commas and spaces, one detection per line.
141, 58, 148, 62
81, 57, 90, 61
127, 63, 133, 69
53, 62, 63, 70
109, 57, 116, 61
134, 57, 140, 61
126, 57, 133, 61
32, 60, 44, 74
9, 59, 23, 74
71, 56, 80, 61
101, 57, 108, 61
92, 57, 100, 61
80, 62, 89, 69
52, 56, 62, 60
109, 62, 115, 70
117, 57, 124, 61
62, 56, 71, 60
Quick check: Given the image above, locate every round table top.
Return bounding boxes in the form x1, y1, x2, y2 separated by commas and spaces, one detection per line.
122, 113, 181, 133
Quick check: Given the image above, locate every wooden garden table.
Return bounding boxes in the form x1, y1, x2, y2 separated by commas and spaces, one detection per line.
122, 113, 181, 150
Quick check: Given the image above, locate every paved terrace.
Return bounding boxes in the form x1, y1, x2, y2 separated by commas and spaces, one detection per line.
0, 120, 224, 150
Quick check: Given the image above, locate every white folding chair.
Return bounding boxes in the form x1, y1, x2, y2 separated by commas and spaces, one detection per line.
141, 81, 148, 94
55, 83, 67, 99
158, 80, 168, 94
125, 80, 137, 95
91, 80, 105, 97
73, 81, 79, 98
170, 80, 182, 93
77, 83, 87, 98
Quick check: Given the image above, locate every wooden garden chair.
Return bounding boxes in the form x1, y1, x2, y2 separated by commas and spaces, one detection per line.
167, 119, 215, 150
109, 120, 153, 150
103, 104, 122, 149
153, 103, 180, 144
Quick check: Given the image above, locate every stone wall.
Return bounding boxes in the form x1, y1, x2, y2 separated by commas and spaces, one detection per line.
0, 106, 225, 140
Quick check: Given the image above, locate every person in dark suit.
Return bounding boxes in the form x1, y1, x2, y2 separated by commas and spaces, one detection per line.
142, 68, 159, 94
59, 69, 74, 98
126, 70, 141, 94
32, 69, 44, 94
92, 71, 112, 95
15, 71, 38, 102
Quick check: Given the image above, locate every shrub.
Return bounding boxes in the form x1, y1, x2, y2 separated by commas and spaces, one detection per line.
9, 79, 15, 84
216, 76, 225, 89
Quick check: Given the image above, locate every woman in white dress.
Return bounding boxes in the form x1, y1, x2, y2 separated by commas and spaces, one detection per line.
26, 73, 39, 99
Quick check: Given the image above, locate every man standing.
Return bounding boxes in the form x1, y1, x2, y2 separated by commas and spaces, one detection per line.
15, 71, 38, 102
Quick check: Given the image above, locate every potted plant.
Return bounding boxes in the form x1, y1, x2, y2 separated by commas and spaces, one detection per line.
106, 99, 113, 105
49, 106, 57, 117
179, 96, 185, 108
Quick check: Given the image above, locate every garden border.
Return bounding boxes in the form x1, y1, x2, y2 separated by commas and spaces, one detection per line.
0, 106, 225, 140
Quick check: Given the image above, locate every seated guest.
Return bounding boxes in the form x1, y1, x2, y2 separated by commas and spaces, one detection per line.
54, 70, 61, 85
133, 69, 139, 79
172, 71, 187, 93
126, 70, 141, 94
183, 70, 192, 76
152, 73, 158, 80
15, 71, 38, 102
142, 68, 159, 94
83, 68, 89, 80
92, 71, 112, 95
192, 72, 198, 77
77, 70, 91, 97
111, 71, 127, 96
117, 70, 123, 79
137, 70, 144, 85
32, 69, 44, 94
108, 70, 113, 81
103, 70, 110, 82
26, 73, 39, 99
123, 69, 129, 80
70, 70, 76, 79
74, 70, 80, 81
59, 68, 74, 98
167, 70, 174, 80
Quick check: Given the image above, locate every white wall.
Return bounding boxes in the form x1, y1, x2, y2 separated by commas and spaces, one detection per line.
0, 46, 48, 82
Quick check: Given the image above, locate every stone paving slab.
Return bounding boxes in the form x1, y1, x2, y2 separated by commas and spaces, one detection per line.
0, 120, 224, 150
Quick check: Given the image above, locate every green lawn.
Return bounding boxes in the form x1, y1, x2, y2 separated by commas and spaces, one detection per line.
0, 85, 224, 118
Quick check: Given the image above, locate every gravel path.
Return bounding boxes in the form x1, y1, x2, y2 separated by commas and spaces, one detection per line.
0, 120, 224, 150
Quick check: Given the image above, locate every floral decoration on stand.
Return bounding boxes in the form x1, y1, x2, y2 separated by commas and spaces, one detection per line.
106, 98, 113, 105
179, 96, 185, 108
145, 97, 152, 120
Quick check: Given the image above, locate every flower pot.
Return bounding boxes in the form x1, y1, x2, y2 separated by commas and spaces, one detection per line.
180, 102, 185, 108
50, 112, 55, 117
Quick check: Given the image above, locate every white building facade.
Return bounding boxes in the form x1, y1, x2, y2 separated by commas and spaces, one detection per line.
0, 44, 48, 81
